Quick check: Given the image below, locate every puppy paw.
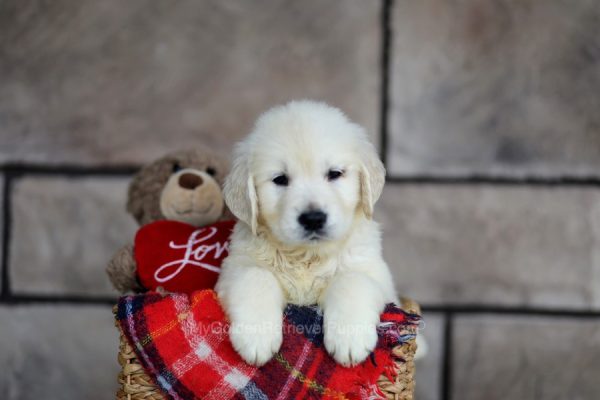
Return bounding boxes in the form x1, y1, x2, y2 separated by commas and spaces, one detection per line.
323, 310, 378, 367
230, 319, 283, 366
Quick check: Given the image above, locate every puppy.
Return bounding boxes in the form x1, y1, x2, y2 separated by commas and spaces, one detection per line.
216, 100, 397, 367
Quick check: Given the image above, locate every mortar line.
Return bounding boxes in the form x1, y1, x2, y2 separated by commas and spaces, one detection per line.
386, 174, 600, 187
0, 173, 11, 299
441, 312, 453, 400
421, 304, 600, 318
1, 163, 139, 177
3, 165, 600, 187
0, 293, 116, 305
379, 0, 393, 166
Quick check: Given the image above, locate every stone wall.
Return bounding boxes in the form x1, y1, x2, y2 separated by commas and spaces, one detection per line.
1, 1, 599, 399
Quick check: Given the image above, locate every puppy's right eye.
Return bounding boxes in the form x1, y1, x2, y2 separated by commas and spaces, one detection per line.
172, 162, 183, 173
272, 174, 289, 186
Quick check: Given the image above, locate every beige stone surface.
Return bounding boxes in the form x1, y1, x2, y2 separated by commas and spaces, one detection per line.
0, 174, 3, 291
0, 305, 119, 400
415, 312, 443, 400
0, 0, 381, 166
10, 176, 136, 296
377, 184, 600, 308
452, 315, 600, 400
388, 0, 600, 176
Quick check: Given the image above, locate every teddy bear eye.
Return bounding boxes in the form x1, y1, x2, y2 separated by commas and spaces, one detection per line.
272, 174, 289, 186
206, 167, 216, 176
172, 162, 183, 173
327, 169, 344, 181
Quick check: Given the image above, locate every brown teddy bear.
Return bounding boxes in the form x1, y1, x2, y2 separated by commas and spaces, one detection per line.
107, 148, 235, 294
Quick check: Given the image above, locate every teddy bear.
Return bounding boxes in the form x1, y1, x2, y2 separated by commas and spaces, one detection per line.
107, 148, 235, 294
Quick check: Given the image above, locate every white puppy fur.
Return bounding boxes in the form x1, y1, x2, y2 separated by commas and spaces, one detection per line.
216, 100, 403, 367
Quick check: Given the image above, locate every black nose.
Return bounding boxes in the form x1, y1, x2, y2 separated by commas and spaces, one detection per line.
298, 210, 327, 232
178, 173, 203, 190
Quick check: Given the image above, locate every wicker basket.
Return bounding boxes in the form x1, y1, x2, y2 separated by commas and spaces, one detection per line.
115, 298, 419, 400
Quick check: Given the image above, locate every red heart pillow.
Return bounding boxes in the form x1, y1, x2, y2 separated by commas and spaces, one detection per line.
134, 220, 235, 294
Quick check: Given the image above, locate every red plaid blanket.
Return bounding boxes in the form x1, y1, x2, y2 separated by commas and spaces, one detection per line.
115, 290, 420, 400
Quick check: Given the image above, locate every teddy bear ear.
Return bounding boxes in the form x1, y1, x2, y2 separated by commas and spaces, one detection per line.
125, 161, 162, 225
127, 153, 182, 225
126, 174, 147, 224
223, 140, 258, 234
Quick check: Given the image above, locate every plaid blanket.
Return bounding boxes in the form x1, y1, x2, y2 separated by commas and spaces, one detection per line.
115, 290, 420, 400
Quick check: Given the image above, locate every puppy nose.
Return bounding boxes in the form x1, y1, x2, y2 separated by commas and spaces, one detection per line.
178, 173, 203, 190
298, 210, 327, 232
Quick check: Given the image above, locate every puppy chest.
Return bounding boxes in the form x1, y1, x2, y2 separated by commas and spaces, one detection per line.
272, 265, 335, 305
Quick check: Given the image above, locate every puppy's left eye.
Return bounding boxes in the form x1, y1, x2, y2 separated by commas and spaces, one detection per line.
272, 174, 289, 186
327, 169, 344, 181
206, 167, 216, 176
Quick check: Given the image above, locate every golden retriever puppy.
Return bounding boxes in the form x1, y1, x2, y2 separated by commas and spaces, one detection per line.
216, 100, 397, 367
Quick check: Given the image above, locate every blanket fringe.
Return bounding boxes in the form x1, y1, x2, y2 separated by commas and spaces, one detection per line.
357, 305, 421, 399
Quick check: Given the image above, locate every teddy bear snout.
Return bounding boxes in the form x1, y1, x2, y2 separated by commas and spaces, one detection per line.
178, 173, 203, 190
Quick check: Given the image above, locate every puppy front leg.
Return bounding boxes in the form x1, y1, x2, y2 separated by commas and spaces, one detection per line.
216, 265, 285, 366
320, 271, 386, 366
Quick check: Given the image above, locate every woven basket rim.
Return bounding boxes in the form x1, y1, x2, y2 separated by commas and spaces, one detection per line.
114, 298, 419, 400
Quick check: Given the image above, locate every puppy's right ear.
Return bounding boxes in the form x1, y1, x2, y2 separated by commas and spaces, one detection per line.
358, 132, 386, 220
224, 141, 258, 234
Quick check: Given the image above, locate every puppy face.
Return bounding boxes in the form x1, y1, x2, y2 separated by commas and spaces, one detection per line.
225, 101, 385, 247
254, 135, 361, 245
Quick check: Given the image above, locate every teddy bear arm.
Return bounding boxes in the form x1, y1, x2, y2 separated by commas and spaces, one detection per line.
107, 243, 143, 293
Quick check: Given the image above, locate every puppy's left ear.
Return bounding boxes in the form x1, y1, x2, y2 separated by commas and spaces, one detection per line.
223, 141, 259, 234
359, 140, 386, 219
